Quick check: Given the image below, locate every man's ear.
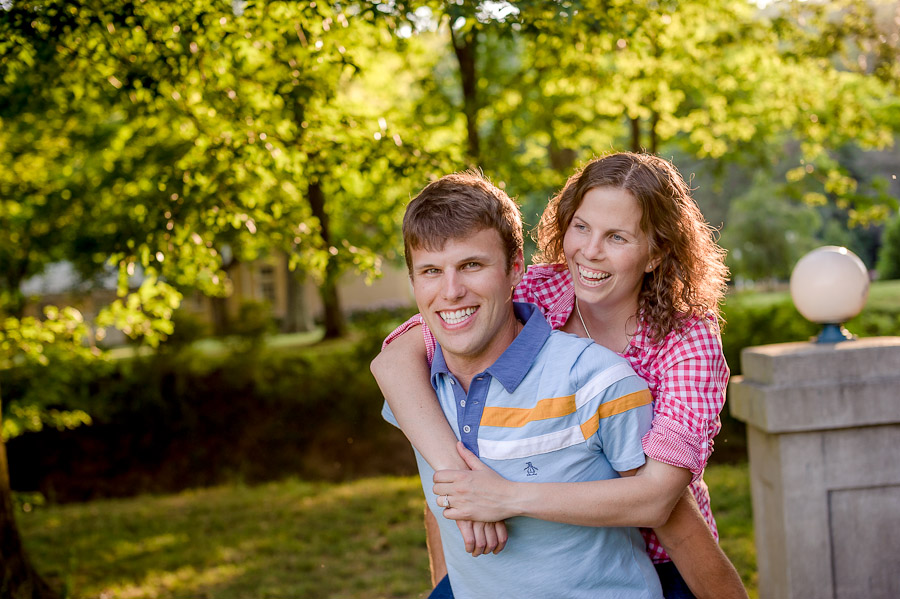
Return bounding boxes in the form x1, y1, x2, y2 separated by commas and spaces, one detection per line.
511, 250, 525, 284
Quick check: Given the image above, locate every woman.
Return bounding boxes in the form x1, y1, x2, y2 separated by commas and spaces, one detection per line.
371, 152, 746, 599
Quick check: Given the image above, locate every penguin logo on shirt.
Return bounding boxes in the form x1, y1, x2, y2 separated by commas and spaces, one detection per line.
524, 462, 539, 476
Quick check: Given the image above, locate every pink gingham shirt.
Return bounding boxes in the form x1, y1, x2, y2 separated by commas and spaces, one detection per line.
383, 264, 729, 564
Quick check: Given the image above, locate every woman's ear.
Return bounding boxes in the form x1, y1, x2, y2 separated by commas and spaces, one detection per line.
645, 253, 662, 273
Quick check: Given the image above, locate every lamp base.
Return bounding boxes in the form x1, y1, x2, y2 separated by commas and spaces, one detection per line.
815, 323, 855, 344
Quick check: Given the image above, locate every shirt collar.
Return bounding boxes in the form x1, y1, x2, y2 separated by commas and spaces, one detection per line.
431, 302, 551, 393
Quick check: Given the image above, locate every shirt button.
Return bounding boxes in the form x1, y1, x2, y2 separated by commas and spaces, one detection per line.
463, 425, 471, 433
460, 399, 466, 407
449, 379, 455, 385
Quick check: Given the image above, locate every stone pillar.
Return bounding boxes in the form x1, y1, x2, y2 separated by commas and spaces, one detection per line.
729, 337, 900, 599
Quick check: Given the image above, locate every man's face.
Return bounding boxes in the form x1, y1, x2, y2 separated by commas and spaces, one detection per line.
410, 227, 524, 374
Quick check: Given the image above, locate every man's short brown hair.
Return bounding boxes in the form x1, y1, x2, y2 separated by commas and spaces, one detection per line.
403, 171, 523, 274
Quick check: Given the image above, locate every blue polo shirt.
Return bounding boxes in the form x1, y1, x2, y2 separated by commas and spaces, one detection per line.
383, 302, 662, 599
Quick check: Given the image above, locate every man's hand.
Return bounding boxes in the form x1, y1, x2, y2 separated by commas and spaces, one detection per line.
454, 519, 508, 556
439, 444, 510, 556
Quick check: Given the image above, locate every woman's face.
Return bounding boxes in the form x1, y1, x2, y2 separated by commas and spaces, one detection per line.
562, 186, 657, 317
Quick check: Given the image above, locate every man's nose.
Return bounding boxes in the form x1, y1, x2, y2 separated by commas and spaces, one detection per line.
441, 271, 466, 300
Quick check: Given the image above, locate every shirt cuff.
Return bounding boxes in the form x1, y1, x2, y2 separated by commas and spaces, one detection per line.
641, 414, 709, 481
381, 314, 425, 351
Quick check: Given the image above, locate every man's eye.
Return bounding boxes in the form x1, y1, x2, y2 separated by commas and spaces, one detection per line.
463, 262, 481, 269
423, 268, 440, 275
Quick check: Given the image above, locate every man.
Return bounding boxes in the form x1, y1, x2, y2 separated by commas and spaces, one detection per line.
380, 172, 663, 598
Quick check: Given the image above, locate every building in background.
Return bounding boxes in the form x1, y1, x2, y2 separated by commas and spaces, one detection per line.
21, 255, 413, 344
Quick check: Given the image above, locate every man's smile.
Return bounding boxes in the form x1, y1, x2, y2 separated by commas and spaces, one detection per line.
439, 307, 478, 325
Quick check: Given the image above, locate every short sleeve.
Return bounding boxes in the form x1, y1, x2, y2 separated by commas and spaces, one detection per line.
599, 384, 654, 473
573, 347, 653, 473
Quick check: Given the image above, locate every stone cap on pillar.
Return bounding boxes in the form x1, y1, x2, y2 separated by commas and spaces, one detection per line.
729, 337, 900, 433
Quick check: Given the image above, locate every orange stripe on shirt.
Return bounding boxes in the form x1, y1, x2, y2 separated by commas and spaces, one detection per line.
480, 394, 577, 428
580, 389, 653, 439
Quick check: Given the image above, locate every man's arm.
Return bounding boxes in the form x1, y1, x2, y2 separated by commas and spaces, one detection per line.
654, 489, 748, 599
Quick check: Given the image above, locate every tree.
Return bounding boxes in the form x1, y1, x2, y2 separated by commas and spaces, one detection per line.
0, 0, 441, 593
722, 176, 823, 282
0, 309, 102, 599
2, 1, 899, 593
382, 1, 899, 245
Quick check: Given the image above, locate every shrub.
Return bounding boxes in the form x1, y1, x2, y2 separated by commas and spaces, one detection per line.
720, 297, 818, 376
721, 287, 900, 376
228, 300, 278, 338
159, 309, 211, 349
5, 326, 414, 502
877, 212, 900, 280
7, 295, 897, 502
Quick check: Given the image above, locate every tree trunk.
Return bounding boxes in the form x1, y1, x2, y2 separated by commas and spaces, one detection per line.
307, 179, 345, 339
450, 25, 480, 164
209, 295, 230, 335
650, 110, 659, 155
630, 117, 642, 153
0, 390, 60, 599
283, 264, 312, 333
318, 272, 343, 340
1, 266, 28, 319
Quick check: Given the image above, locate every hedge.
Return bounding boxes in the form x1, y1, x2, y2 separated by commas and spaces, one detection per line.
5, 288, 898, 502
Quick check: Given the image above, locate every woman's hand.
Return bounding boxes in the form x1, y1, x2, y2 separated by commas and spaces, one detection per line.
433, 442, 520, 523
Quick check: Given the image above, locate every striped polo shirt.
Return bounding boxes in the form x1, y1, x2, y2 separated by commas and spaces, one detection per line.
384, 302, 662, 599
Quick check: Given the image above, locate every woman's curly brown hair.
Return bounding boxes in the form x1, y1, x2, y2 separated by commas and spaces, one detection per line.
534, 152, 729, 343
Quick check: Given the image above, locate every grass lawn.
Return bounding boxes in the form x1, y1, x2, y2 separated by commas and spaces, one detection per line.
861, 278, 900, 311
725, 277, 900, 311
19, 463, 757, 599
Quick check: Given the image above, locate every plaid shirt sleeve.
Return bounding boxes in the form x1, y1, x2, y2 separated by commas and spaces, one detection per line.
640, 315, 729, 481
381, 314, 437, 365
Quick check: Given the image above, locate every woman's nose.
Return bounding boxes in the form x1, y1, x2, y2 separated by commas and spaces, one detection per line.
581, 235, 604, 260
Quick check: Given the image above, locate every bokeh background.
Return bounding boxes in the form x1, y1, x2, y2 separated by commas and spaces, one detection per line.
2, 0, 900, 597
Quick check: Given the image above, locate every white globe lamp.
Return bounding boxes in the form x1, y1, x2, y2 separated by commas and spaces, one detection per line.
789, 246, 869, 343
